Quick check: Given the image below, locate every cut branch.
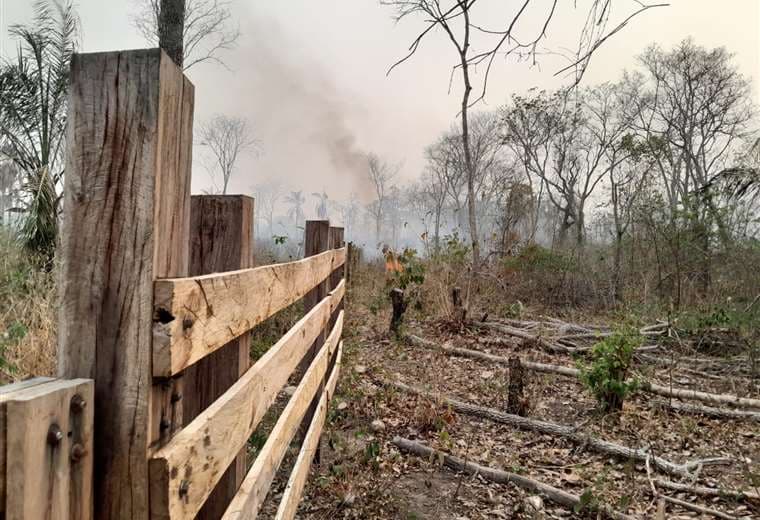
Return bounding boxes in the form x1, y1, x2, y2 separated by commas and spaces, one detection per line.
392, 436, 637, 520
389, 380, 732, 478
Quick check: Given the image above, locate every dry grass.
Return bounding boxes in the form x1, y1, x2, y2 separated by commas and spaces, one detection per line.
0, 231, 57, 383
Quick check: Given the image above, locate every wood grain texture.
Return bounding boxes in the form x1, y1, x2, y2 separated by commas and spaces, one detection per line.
220, 321, 343, 520
149, 297, 344, 520
4, 379, 94, 520
153, 247, 346, 376
185, 195, 254, 520
58, 49, 193, 520
274, 341, 343, 520
0, 377, 55, 514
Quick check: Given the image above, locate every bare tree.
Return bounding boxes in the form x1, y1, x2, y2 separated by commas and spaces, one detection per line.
382, 0, 666, 267
625, 39, 755, 293
366, 153, 398, 245
333, 193, 361, 242
504, 86, 632, 248
253, 181, 282, 240
198, 114, 256, 195
416, 168, 448, 252
133, 0, 240, 69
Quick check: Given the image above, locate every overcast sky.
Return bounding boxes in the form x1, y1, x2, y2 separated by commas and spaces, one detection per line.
1, 0, 759, 213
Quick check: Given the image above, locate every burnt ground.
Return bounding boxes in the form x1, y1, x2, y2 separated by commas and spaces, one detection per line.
256, 270, 760, 519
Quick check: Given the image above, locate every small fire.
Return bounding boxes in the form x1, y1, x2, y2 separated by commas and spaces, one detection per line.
383, 247, 404, 273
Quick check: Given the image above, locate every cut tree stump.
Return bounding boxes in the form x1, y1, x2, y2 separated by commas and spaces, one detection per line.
506, 356, 528, 416
390, 288, 407, 336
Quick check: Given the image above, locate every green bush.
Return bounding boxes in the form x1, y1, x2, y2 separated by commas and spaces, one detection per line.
503, 244, 577, 274
387, 248, 426, 291
578, 328, 641, 412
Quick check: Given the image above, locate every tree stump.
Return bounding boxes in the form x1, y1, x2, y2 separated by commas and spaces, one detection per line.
390, 288, 408, 336
507, 355, 528, 416
451, 286, 467, 327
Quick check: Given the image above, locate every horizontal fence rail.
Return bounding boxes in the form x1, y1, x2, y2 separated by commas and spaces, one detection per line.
153, 247, 347, 376
149, 283, 346, 519
274, 341, 343, 520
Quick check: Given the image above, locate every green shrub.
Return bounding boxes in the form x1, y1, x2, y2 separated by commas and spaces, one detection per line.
578, 328, 641, 412
387, 248, 426, 291
503, 244, 577, 274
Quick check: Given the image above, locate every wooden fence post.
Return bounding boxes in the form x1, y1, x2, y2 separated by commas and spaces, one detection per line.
299, 221, 330, 460
58, 49, 194, 520
1, 378, 94, 520
302, 220, 331, 354
184, 195, 254, 520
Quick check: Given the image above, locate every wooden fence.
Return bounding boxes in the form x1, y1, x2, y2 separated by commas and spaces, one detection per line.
0, 49, 347, 520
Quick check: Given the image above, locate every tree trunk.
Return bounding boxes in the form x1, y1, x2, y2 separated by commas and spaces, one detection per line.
613, 231, 624, 303
459, 54, 480, 267
389, 288, 407, 336
159, 0, 185, 68
506, 356, 527, 416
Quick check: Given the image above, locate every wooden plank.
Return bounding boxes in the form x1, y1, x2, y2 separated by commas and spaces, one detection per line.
153, 247, 346, 376
149, 299, 345, 520
185, 195, 254, 520
1, 377, 56, 515
58, 49, 193, 520
220, 318, 343, 520
274, 342, 343, 520
4, 379, 94, 520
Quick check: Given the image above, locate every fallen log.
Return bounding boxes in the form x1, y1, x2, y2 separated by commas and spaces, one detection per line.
653, 400, 760, 423
390, 380, 732, 478
392, 437, 637, 520
654, 478, 760, 504
406, 334, 760, 413
477, 322, 579, 354
658, 494, 738, 520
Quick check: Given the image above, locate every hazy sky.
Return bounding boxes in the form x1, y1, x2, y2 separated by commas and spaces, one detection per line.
2, 0, 759, 214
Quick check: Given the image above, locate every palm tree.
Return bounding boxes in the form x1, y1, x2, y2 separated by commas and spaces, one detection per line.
0, 0, 79, 263
312, 191, 329, 220
285, 190, 305, 227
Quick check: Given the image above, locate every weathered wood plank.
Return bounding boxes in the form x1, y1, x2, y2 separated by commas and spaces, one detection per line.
58, 49, 193, 520
153, 247, 346, 376
220, 319, 343, 520
1, 377, 55, 515
149, 298, 344, 520
4, 379, 94, 520
185, 195, 255, 520
274, 341, 343, 520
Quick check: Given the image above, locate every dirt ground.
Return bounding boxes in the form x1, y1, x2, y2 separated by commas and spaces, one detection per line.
258, 268, 760, 519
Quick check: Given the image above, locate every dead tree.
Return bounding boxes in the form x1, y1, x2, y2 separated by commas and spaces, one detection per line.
382, 0, 667, 266
198, 115, 257, 194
